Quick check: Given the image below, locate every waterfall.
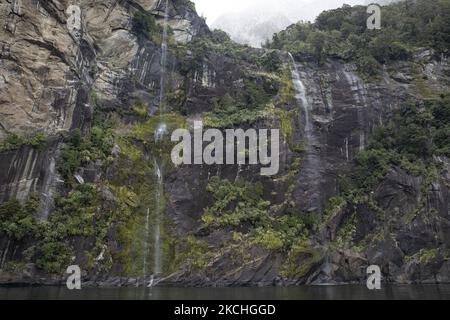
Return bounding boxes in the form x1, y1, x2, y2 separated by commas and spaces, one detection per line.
153, 160, 163, 275
155, 123, 167, 142
289, 53, 312, 138
143, 160, 164, 284
342, 70, 368, 153
143, 208, 151, 277
288, 53, 323, 213
0, 239, 11, 270
39, 155, 59, 220
359, 132, 366, 151
143, 0, 170, 283
289, 53, 334, 284
345, 138, 349, 162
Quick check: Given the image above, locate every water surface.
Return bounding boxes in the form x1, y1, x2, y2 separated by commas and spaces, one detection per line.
1, 285, 450, 300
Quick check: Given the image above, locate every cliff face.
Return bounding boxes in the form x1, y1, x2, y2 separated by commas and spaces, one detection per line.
160, 53, 450, 286
0, 0, 206, 137
0, 0, 449, 286
0, 0, 206, 200
285, 55, 450, 285
0, 0, 211, 280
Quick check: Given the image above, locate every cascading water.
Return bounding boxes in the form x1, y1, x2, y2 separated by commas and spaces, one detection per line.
289, 54, 312, 138
345, 138, 350, 162
288, 53, 323, 213
142, 0, 170, 284
143, 208, 151, 278
39, 155, 58, 220
153, 160, 163, 275
0, 239, 11, 270
289, 53, 333, 283
342, 70, 368, 152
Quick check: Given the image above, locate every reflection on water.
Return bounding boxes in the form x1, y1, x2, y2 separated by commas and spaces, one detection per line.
1, 285, 450, 300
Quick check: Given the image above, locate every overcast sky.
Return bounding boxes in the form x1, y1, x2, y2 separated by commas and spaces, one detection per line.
192, 0, 374, 25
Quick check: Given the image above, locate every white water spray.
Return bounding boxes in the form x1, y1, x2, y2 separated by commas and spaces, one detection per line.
153, 160, 163, 275
343, 69, 368, 152
288, 53, 323, 213
143, 0, 170, 282
289, 53, 312, 138
143, 207, 151, 278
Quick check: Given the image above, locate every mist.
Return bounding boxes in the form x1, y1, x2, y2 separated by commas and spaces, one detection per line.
192, 0, 393, 47
192, 0, 381, 25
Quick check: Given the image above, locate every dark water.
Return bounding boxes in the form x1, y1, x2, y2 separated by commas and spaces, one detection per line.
1, 285, 450, 300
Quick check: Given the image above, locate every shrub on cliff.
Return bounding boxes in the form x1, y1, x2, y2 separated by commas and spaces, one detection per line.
0, 133, 46, 153
0, 195, 41, 241
132, 11, 163, 44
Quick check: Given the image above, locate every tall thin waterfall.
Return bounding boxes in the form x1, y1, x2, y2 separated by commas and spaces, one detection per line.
289, 53, 312, 138
38, 156, 57, 220
288, 53, 323, 213
153, 160, 163, 275
143, 208, 151, 278
342, 70, 367, 152
143, 0, 170, 281
289, 54, 335, 283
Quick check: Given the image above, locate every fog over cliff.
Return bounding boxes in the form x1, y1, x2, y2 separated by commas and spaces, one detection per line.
192, 0, 397, 47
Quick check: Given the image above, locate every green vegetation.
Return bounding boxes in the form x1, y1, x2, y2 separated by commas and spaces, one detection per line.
324, 196, 347, 223
322, 94, 450, 254
173, 29, 311, 271
0, 185, 112, 274
3, 2, 302, 278
281, 241, 322, 278
174, 235, 214, 270
131, 101, 149, 118
0, 196, 40, 240
28, 185, 112, 274
267, 0, 450, 77
203, 95, 274, 128
0, 102, 185, 276
46, 185, 101, 240
201, 176, 311, 261
300, 93, 448, 257
200, 71, 288, 129
0, 133, 47, 153
132, 112, 187, 148
175, 30, 292, 129
202, 177, 271, 228
132, 11, 164, 45
59, 116, 115, 184
276, 109, 304, 153
406, 248, 440, 264
110, 117, 183, 276
35, 242, 73, 274
333, 213, 357, 249
354, 95, 450, 190
177, 29, 281, 72
189, 170, 318, 272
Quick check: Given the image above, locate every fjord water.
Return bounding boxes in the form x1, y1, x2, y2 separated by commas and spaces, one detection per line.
1, 285, 450, 300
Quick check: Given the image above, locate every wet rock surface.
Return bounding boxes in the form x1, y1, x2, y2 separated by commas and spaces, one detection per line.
1, 1, 450, 287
